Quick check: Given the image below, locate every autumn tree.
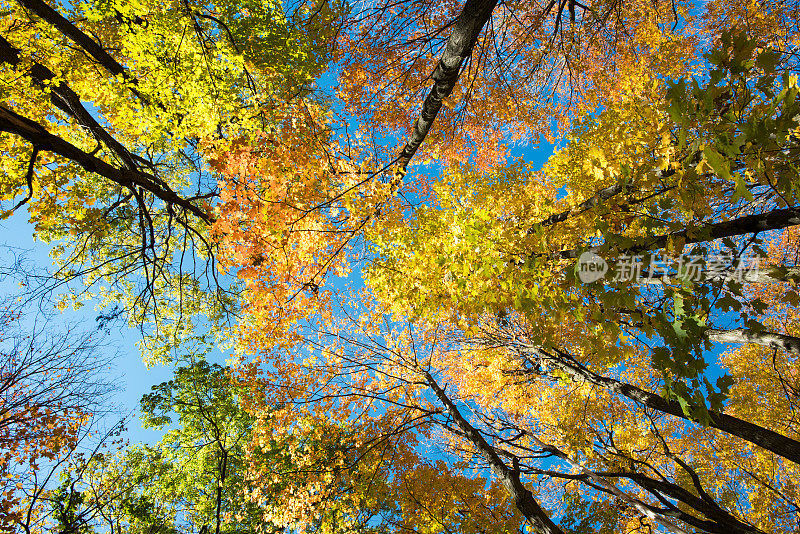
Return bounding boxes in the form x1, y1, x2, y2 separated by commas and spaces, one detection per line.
212, 0, 779, 361
366, 31, 800, 410
0, 293, 116, 533
233, 282, 789, 533
38, 355, 532, 534
55, 361, 268, 534
217, 23, 800, 534
0, 0, 342, 362
352, 31, 800, 533
4, 0, 800, 530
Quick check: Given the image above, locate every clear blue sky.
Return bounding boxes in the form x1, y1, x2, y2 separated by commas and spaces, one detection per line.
0, 212, 177, 444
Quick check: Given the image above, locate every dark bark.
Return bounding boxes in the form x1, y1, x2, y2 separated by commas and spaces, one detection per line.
423, 371, 565, 534
13, 0, 159, 106
395, 0, 498, 170
536, 467, 765, 534
215, 448, 227, 534
14, 0, 128, 79
514, 344, 800, 465
0, 105, 213, 224
518, 430, 689, 533
9, 146, 38, 212
554, 207, 800, 260
0, 35, 141, 171
625, 471, 766, 534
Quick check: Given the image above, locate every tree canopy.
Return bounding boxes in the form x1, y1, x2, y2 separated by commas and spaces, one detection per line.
1, 0, 800, 532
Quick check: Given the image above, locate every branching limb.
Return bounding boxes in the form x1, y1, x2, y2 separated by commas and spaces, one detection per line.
9, 146, 38, 213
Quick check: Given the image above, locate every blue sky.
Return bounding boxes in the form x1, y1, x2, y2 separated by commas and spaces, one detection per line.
1, 212, 180, 444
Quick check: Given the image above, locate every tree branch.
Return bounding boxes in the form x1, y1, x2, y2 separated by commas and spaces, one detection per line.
423, 371, 564, 534
506, 342, 800, 465
395, 0, 498, 171
13, 0, 146, 104
0, 105, 213, 224
9, 146, 39, 213
0, 34, 144, 171
553, 207, 800, 260
707, 328, 800, 355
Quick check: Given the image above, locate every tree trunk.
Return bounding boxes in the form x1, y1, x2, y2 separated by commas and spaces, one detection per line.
707, 328, 800, 355
423, 371, 565, 534
513, 344, 800, 464
554, 207, 800, 260
395, 0, 498, 170
0, 105, 213, 224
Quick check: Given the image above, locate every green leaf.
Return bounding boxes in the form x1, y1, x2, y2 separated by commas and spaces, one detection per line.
703, 147, 731, 181
756, 48, 782, 75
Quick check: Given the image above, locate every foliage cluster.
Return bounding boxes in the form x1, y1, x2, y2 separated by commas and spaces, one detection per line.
1, 0, 800, 533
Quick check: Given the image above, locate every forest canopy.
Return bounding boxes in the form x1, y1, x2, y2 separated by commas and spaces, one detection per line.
1, 0, 800, 532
